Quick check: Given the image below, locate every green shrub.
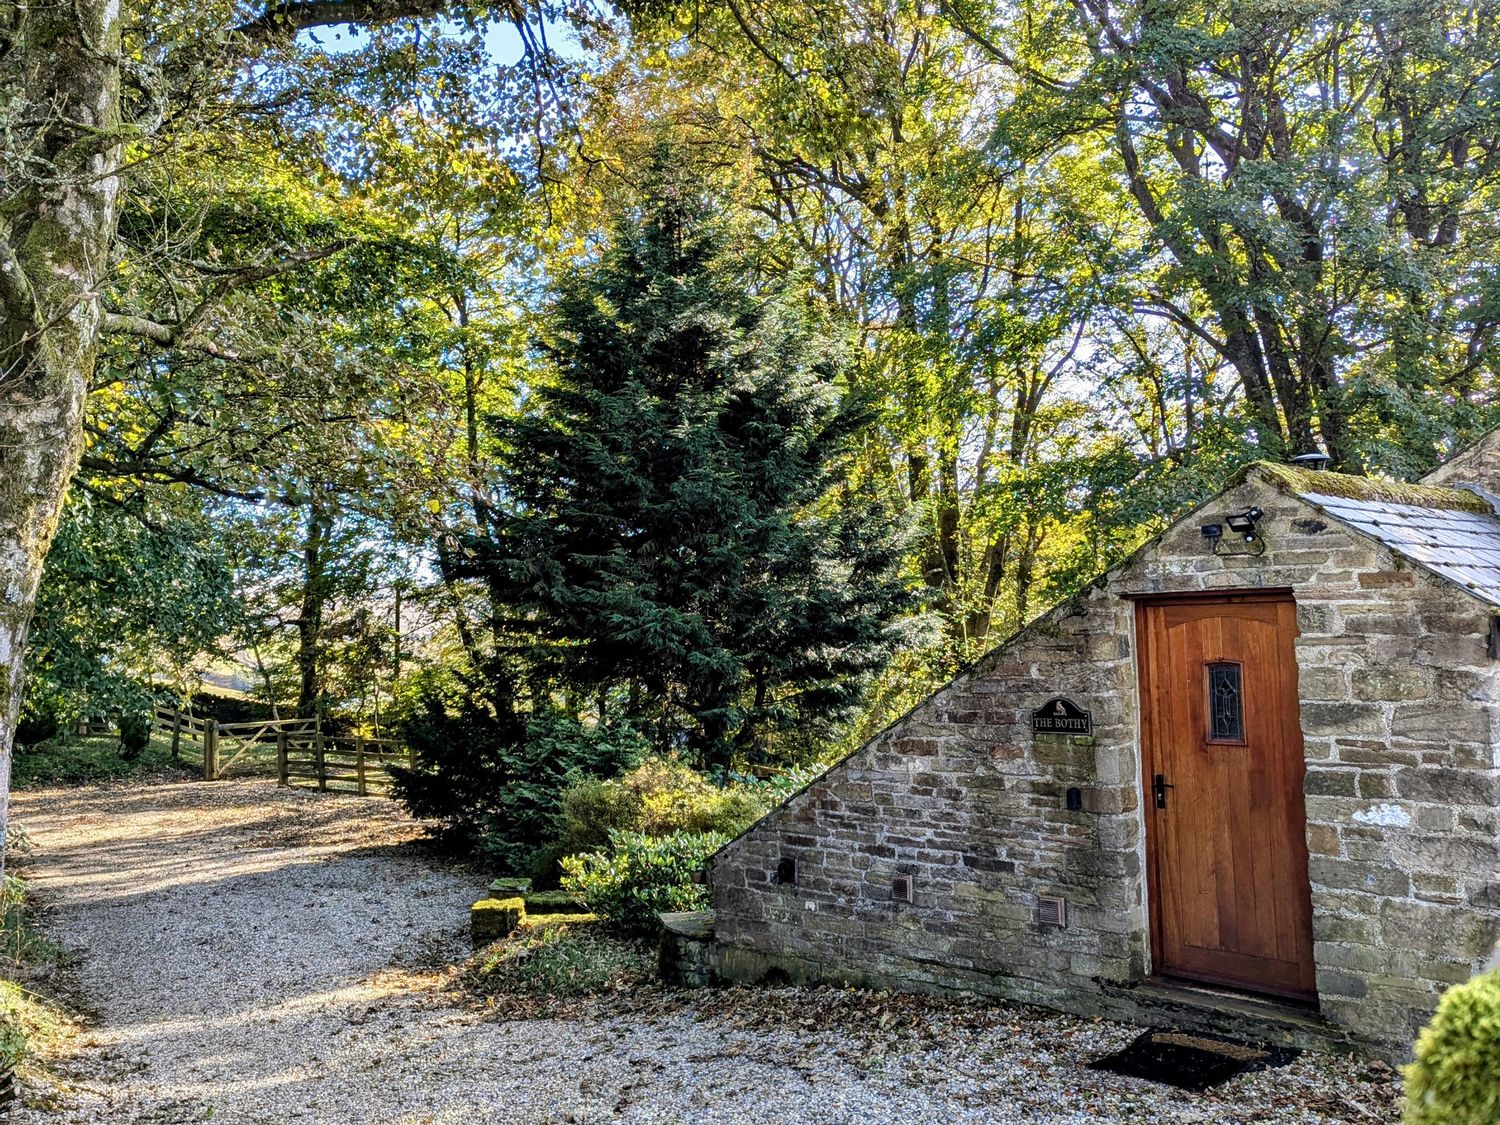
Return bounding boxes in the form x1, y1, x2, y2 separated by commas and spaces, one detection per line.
117, 712, 152, 761
13, 703, 61, 751
558, 758, 771, 855
390, 670, 645, 873
1404, 968, 1500, 1125
561, 829, 725, 936
557, 775, 644, 854
12, 733, 185, 789
0, 875, 66, 1071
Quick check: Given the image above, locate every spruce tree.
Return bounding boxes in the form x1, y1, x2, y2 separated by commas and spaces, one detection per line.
459, 183, 912, 771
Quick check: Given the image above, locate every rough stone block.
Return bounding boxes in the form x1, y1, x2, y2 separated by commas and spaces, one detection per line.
470, 896, 525, 946
1381, 900, 1500, 960
1297, 666, 1348, 700
1359, 571, 1416, 589
1356, 772, 1395, 799
488, 877, 533, 895
1305, 823, 1342, 857
1316, 968, 1369, 999
1300, 702, 1387, 737
1309, 857, 1410, 897
1351, 668, 1429, 701
1396, 766, 1500, 805
1415, 804, 1456, 832
1305, 769, 1359, 797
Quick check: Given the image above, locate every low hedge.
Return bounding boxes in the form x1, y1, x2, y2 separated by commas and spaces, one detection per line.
1403, 968, 1500, 1125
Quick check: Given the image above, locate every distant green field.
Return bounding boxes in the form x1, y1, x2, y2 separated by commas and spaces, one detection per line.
12, 734, 196, 789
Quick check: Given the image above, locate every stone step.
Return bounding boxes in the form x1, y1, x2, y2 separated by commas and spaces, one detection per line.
1100, 978, 1363, 1056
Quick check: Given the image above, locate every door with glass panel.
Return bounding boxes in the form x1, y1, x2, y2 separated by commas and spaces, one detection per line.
1136, 592, 1316, 1001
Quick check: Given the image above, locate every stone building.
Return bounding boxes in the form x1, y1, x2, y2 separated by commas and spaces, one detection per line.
679, 440, 1500, 1058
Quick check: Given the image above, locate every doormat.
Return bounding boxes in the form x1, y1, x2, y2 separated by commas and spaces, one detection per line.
1088, 1029, 1299, 1091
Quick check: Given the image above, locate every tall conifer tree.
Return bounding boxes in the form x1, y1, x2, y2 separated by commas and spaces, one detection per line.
458, 178, 912, 770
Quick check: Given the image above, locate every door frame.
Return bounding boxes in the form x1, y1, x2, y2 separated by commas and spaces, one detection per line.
1129, 588, 1315, 1000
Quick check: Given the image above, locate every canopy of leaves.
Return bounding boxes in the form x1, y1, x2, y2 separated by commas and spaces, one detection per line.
22, 496, 238, 739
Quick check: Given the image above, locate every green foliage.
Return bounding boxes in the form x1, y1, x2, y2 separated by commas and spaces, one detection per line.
12, 734, 188, 790
473, 923, 654, 998
558, 757, 771, 856
389, 669, 646, 872
117, 713, 152, 761
1403, 969, 1500, 1125
561, 829, 725, 936
12, 711, 60, 751
23, 494, 237, 735
0, 875, 67, 1072
451, 176, 915, 770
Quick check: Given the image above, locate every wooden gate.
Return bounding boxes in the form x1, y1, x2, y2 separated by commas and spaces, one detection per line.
155, 708, 317, 780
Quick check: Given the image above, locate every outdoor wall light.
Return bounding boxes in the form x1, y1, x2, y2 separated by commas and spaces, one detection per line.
1225, 507, 1264, 543
1203, 508, 1265, 557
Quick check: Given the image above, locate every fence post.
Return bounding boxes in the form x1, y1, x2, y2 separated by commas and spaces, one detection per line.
204, 719, 219, 781
171, 710, 181, 760
277, 731, 289, 787
355, 735, 367, 797
315, 731, 327, 792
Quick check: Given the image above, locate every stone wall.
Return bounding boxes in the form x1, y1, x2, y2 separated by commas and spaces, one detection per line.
1422, 429, 1500, 496
708, 465, 1500, 1056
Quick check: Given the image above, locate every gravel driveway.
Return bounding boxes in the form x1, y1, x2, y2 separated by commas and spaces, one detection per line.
11, 778, 1401, 1124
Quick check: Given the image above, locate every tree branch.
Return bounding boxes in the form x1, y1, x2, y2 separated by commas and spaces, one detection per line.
233, 0, 514, 41
101, 312, 251, 361
79, 452, 268, 502
102, 239, 352, 360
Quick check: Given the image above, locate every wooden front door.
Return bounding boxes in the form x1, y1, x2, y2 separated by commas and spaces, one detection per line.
1137, 592, 1317, 1001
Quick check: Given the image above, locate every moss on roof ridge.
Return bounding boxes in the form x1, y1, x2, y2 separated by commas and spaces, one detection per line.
1245, 461, 1495, 513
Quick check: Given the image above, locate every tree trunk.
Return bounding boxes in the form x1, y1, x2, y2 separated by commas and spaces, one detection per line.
295, 499, 334, 721
0, 0, 124, 875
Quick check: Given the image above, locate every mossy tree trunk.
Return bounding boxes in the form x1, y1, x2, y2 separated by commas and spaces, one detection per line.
1, 0, 487, 876
0, 0, 125, 873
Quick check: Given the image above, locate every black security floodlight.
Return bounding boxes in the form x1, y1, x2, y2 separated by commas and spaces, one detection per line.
1225, 507, 1264, 542
1200, 523, 1223, 542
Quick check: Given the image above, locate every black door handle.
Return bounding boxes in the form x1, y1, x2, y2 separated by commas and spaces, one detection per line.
1153, 773, 1174, 809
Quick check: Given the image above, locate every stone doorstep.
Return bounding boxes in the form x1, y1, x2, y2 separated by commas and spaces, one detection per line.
1100, 978, 1362, 1057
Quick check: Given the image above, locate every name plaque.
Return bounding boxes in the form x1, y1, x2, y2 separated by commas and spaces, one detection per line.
1031, 697, 1092, 736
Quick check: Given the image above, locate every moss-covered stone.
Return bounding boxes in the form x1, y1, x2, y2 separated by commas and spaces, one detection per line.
520, 912, 598, 928
1248, 462, 1494, 513
488, 877, 532, 895
524, 889, 585, 915
470, 896, 525, 946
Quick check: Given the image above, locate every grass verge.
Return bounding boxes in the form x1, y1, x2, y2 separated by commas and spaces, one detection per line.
12, 733, 196, 789
0, 842, 87, 1112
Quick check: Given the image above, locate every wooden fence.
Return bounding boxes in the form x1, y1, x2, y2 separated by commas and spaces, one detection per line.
278, 733, 414, 796
78, 709, 409, 796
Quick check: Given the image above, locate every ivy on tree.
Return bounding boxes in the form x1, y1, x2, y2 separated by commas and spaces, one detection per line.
452, 179, 913, 771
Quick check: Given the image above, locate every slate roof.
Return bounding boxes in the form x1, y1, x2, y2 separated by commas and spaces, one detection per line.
1297, 489, 1500, 609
